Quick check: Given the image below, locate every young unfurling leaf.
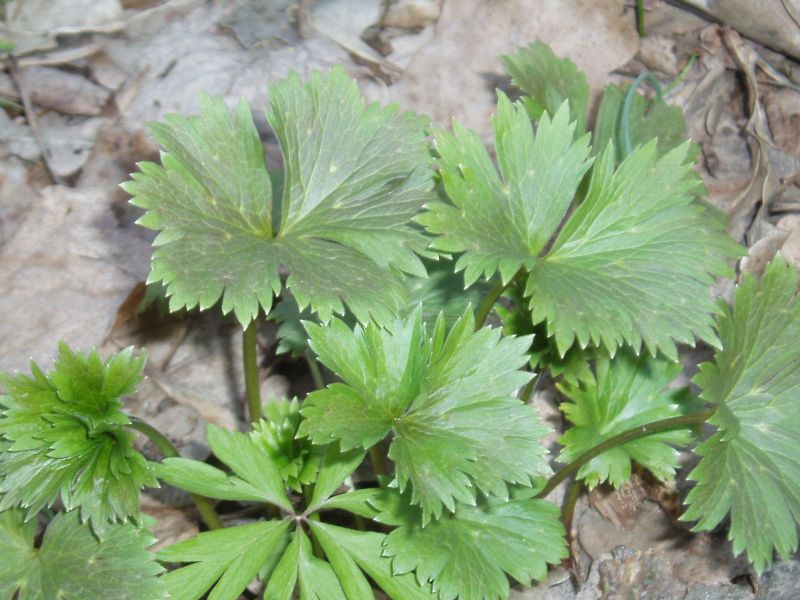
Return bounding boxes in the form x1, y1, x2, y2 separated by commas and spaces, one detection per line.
251, 398, 323, 493
0, 345, 156, 533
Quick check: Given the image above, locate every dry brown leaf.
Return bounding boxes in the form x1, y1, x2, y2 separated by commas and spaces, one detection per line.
1, 0, 123, 55
765, 88, 800, 157
0, 185, 150, 373
309, 0, 399, 73
780, 225, 800, 271
18, 66, 111, 116
381, 0, 439, 29
106, 310, 247, 433
361, 0, 639, 136
678, 0, 800, 61
218, 0, 297, 50
105, 281, 148, 342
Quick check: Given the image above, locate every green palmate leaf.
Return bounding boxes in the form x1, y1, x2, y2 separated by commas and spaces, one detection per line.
557, 350, 693, 488
154, 423, 292, 511
525, 141, 742, 359
530, 337, 595, 387
320, 487, 381, 518
371, 488, 566, 600
123, 66, 434, 327
310, 522, 437, 599
682, 255, 800, 574
419, 96, 593, 288
0, 344, 156, 533
306, 442, 366, 513
421, 88, 740, 359
160, 519, 291, 600
0, 509, 164, 599
299, 310, 550, 523
502, 40, 590, 134
157, 436, 368, 599
264, 527, 347, 600
593, 81, 692, 163
0, 509, 36, 598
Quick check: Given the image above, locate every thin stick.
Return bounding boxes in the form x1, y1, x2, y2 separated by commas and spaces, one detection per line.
128, 417, 224, 530
7, 55, 65, 185
243, 319, 262, 424
536, 408, 714, 499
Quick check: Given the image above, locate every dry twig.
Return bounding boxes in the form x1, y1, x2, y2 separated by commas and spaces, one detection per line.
7, 54, 66, 185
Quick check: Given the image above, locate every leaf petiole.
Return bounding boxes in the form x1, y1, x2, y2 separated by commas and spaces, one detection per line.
635, 0, 645, 37
621, 73, 664, 158
474, 268, 526, 329
305, 350, 325, 390
243, 318, 262, 424
536, 407, 715, 498
128, 417, 224, 530
368, 445, 388, 485
560, 477, 583, 571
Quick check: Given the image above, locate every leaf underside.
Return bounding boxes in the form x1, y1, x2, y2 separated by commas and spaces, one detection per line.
0, 509, 164, 600
299, 310, 550, 523
0, 344, 155, 533
682, 256, 800, 574
557, 349, 692, 488
123, 66, 434, 327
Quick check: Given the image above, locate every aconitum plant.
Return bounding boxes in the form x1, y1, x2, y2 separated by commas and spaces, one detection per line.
0, 42, 797, 600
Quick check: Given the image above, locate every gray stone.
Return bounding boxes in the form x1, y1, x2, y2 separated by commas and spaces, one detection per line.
684, 583, 753, 600
756, 559, 800, 600
599, 546, 686, 600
